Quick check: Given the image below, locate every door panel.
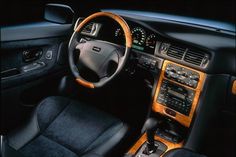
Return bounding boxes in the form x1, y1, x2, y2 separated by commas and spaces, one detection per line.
1, 38, 69, 89
1, 4, 74, 134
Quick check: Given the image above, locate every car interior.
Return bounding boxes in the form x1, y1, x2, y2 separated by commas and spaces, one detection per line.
1, 0, 236, 157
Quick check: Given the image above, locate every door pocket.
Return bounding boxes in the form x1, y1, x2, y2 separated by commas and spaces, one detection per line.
1, 68, 21, 79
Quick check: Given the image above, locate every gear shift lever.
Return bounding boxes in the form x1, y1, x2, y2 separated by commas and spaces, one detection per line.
142, 118, 158, 154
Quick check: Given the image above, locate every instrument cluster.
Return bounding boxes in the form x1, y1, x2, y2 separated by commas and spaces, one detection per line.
114, 26, 157, 55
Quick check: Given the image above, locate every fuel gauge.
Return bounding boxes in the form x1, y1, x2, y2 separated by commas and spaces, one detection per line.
146, 34, 157, 49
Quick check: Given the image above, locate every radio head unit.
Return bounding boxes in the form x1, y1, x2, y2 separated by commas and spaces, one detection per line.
157, 79, 195, 116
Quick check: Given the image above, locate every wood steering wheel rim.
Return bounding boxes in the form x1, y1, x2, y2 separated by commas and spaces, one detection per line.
69, 12, 132, 88
75, 12, 132, 48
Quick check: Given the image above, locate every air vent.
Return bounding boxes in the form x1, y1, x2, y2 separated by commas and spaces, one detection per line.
184, 49, 209, 66
166, 45, 186, 60
82, 23, 94, 34
73, 18, 94, 33
81, 22, 102, 37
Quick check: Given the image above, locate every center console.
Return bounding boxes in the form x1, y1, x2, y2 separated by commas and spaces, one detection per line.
153, 60, 205, 127
127, 60, 206, 157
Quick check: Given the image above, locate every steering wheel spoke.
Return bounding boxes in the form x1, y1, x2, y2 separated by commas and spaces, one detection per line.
75, 42, 85, 50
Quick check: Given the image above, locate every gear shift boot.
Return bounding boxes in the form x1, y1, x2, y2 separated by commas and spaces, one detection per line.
143, 142, 157, 155
135, 141, 167, 157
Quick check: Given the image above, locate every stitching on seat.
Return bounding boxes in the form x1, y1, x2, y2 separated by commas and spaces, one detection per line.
41, 103, 120, 156
17, 98, 71, 150
41, 134, 80, 156
39, 100, 83, 155
36, 97, 54, 131
37, 135, 78, 157
36, 98, 124, 156
81, 121, 124, 155
6, 101, 46, 150
42, 100, 71, 132
34, 107, 41, 134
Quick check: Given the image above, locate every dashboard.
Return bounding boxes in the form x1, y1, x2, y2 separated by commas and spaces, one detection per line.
75, 11, 235, 76
76, 18, 220, 75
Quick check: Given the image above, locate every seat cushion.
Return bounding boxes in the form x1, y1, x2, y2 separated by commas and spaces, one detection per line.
6, 96, 128, 157
163, 148, 207, 157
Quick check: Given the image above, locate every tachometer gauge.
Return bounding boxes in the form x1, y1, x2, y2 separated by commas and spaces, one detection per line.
146, 34, 157, 49
132, 27, 146, 45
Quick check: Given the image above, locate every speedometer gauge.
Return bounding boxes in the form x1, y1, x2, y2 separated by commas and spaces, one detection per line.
132, 27, 146, 45
146, 34, 157, 49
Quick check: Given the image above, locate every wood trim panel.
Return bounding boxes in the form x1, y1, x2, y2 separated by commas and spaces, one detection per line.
76, 78, 95, 88
128, 133, 183, 156
74, 12, 132, 48
127, 60, 205, 155
152, 60, 206, 127
232, 80, 236, 95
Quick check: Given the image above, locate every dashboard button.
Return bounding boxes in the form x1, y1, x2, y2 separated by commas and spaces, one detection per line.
45, 50, 53, 60
165, 108, 176, 117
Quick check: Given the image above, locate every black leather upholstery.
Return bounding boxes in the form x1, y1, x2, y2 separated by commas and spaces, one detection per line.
163, 148, 207, 157
4, 96, 128, 157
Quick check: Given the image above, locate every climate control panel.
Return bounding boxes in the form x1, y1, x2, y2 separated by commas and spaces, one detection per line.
164, 63, 200, 88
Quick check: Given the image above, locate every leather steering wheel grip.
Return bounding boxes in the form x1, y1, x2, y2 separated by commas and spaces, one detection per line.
68, 12, 132, 88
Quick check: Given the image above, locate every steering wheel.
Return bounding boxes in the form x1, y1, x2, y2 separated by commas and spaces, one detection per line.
68, 12, 132, 88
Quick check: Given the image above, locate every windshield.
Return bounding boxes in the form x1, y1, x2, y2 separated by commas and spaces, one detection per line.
99, 0, 235, 24
1, 0, 235, 25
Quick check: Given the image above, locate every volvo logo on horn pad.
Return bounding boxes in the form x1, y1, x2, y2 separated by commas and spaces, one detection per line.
92, 46, 101, 53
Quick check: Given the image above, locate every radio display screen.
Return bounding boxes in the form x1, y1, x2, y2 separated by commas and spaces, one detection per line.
168, 89, 186, 100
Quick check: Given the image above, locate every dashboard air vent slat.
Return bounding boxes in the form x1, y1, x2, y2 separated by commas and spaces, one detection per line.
166, 45, 186, 60
80, 22, 101, 37
184, 49, 208, 66
82, 22, 94, 34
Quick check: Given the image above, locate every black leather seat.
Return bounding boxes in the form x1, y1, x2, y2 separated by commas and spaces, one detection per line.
4, 96, 128, 157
